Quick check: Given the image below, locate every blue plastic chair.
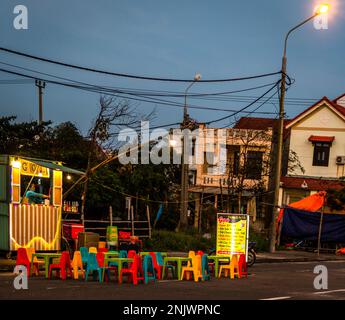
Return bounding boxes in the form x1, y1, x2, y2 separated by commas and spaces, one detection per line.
80, 247, 89, 265
156, 252, 175, 279
142, 255, 156, 284
201, 254, 211, 281
85, 253, 103, 282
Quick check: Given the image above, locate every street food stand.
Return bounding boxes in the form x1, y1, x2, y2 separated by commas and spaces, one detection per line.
0, 155, 84, 257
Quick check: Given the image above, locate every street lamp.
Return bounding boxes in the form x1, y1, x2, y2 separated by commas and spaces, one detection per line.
269, 4, 330, 253
179, 73, 201, 231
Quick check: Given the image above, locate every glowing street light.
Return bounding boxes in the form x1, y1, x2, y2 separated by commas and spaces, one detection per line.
316, 4, 330, 14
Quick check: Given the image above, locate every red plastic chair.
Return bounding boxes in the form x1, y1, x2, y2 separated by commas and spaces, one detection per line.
119, 254, 144, 285
96, 252, 114, 282
98, 248, 109, 253
238, 254, 248, 278
48, 251, 73, 280
197, 250, 204, 256
16, 248, 39, 277
149, 252, 162, 280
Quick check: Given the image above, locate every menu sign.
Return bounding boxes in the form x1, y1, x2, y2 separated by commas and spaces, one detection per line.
216, 213, 249, 257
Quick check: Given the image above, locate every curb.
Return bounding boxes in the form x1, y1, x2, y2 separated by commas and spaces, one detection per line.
257, 257, 345, 264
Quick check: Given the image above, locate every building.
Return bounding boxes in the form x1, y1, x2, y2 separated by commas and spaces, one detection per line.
279, 95, 345, 208
188, 123, 274, 230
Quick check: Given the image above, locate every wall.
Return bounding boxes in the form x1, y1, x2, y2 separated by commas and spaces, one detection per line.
288, 105, 345, 178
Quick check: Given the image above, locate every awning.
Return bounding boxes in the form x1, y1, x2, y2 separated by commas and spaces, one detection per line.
308, 135, 335, 143
22, 157, 85, 175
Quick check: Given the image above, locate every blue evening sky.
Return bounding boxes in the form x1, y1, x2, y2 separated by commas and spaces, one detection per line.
0, 0, 344, 134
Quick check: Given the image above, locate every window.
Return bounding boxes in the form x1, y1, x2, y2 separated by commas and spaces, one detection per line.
226, 145, 240, 176
312, 142, 331, 167
246, 151, 263, 179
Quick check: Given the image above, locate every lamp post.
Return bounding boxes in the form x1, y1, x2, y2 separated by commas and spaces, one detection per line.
179, 73, 201, 231
269, 4, 330, 253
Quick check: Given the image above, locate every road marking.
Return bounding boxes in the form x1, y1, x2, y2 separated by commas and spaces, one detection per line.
313, 289, 345, 295
261, 296, 292, 300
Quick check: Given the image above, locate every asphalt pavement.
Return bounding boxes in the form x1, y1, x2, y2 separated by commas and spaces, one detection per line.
1, 260, 345, 300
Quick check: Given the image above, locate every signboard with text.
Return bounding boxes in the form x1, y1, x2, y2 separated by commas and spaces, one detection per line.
20, 158, 49, 178
216, 213, 249, 258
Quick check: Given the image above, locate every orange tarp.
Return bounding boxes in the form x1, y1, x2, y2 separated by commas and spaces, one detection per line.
277, 191, 326, 224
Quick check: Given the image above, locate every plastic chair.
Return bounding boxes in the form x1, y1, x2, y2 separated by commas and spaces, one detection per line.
108, 250, 127, 269
238, 254, 248, 278
80, 247, 89, 265
119, 254, 144, 285
201, 254, 211, 281
48, 251, 73, 280
16, 248, 38, 277
71, 251, 84, 280
187, 251, 196, 267
218, 255, 240, 279
156, 252, 175, 279
85, 253, 103, 282
26, 248, 44, 266
89, 247, 98, 254
197, 250, 204, 256
98, 248, 108, 253
98, 241, 106, 249
142, 255, 156, 284
180, 255, 203, 282
96, 252, 111, 282
149, 252, 162, 279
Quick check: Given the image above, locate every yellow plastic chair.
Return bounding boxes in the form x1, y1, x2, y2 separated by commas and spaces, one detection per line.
71, 251, 84, 280
187, 251, 195, 267
218, 254, 240, 279
98, 241, 106, 249
180, 255, 203, 282
89, 247, 98, 254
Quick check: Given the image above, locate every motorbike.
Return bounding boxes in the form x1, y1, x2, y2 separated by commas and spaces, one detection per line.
208, 241, 257, 267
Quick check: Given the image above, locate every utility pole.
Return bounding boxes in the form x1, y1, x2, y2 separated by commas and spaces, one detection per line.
35, 80, 46, 125
269, 6, 328, 253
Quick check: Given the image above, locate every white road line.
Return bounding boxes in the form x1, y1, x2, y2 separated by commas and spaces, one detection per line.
313, 289, 345, 295
260, 296, 292, 300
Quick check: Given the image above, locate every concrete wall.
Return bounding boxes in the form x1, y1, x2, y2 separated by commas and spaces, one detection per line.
288, 105, 345, 178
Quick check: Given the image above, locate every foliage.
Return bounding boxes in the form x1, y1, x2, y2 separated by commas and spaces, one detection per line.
326, 187, 345, 211
143, 230, 214, 252
249, 228, 269, 252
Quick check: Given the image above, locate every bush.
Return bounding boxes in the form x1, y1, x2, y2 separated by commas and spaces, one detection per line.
143, 230, 214, 252
249, 229, 269, 252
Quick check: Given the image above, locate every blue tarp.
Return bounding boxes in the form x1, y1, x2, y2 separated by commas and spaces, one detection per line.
281, 207, 345, 242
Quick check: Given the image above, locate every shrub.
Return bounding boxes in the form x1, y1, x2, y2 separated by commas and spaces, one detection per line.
143, 230, 214, 252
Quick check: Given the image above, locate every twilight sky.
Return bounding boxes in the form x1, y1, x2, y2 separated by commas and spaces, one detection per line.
0, 0, 344, 135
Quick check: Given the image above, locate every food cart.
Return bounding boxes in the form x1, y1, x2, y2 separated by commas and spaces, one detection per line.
0, 155, 84, 258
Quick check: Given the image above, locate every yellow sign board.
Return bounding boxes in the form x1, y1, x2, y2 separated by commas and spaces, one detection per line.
216, 213, 249, 256
19, 158, 50, 178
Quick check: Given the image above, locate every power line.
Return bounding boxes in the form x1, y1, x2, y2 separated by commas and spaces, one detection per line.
0, 66, 279, 115
206, 81, 282, 125
0, 46, 282, 83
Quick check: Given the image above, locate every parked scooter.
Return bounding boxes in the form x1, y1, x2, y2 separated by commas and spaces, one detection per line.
208, 241, 257, 267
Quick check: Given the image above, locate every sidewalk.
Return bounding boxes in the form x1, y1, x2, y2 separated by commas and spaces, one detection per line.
257, 250, 345, 263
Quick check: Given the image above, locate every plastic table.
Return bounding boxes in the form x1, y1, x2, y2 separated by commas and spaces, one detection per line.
208, 255, 230, 277
139, 252, 167, 257
102, 257, 133, 282
31, 253, 61, 278
161, 257, 191, 280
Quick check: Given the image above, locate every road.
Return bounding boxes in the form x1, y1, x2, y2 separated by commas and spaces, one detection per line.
1, 260, 345, 300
